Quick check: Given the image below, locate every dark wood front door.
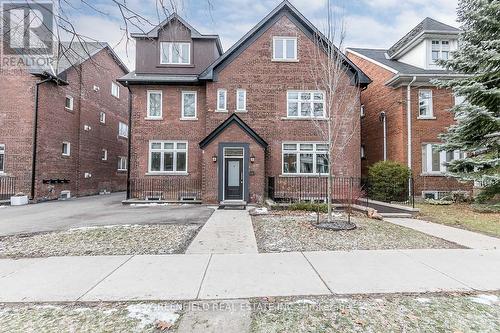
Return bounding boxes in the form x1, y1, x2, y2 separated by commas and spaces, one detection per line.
224, 158, 243, 200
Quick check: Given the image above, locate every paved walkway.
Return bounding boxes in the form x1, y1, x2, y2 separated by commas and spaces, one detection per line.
1, 249, 499, 302
186, 209, 258, 254
385, 218, 500, 250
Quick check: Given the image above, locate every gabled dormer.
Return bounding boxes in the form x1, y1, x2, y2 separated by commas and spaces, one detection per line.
386, 18, 460, 70
131, 14, 223, 75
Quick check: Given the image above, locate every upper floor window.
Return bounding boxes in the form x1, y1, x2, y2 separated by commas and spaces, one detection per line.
282, 142, 329, 175
454, 93, 466, 106
65, 96, 73, 110
287, 91, 325, 118
111, 82, 120, 98
182, 91, 197, 119
118, 156, 127, 171
0, 144, 5, 173
149, 141, 187, 173
62, 142, 71, 156
99, 112, 106, 124
422, 143, 464, 174
361, 145, 366, 159
147, 90, 162, 119
431, 40, 450, 62
273, 37, 297, 61
160, 42, 190, 65
236, 89, 246, 111
101, 149, 108, 161
118, 122, 128, 138
360, 104, 365, 118
217, 89, 227, 111
418, 89, 433, 118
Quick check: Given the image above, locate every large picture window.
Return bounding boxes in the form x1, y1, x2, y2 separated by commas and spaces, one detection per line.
282, 142, 329, 175
160, 42, 190, 65
422, 143, 464, 174
149, 141, 188, 173
287, 91, 325, 118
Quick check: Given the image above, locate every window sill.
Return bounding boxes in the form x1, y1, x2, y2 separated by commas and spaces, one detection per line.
279, 174, 328, 177
180, 117, 198, 121
281, 117, 328, 121
65, 108, 74, 112
118, 135, 128, 139
145, 172, 189, 176
272, 59, 299, 62
417, 116, 436, 120
117, 169, 127, 173
145, 117, 163, 121
420, 172, 445, 177
215, 110, 228, 113
157, 64, 194, 68
61, 154, 71, 158
235, 110, 247, 113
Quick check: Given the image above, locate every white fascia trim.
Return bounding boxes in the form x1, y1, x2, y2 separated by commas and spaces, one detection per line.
385, 73, 469, 87
346, 49, 398, 74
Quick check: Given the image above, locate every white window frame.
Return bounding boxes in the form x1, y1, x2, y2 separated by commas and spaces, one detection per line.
181, 91, 197, 119
418, 89, 434, 119
281, 142, 329, 176
0, 144, 5, 173
148, 140, 188, 174
147, 90, 163, 119
422, 143, 463, 175
65, 95, 74, 110
361, 145, 366, 159
286, 90, 326, 118
216, 89, 227, 112
160, 42, 191, 65
62, 142, 71, 156
118, 156, 127, 171
99, 112, 106, 124
360, 104, 365, 118
272, 36, 298, 61
118, 122, 128, 138
236, 89, 247, 112
430, 40, 450, 64
101, 149, 108, 161
111, 82, 120, 98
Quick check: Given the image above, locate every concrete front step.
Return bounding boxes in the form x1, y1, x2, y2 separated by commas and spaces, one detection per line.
219, 200, 247, 210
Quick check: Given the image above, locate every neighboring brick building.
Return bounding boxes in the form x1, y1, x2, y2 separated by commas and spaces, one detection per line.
346, 18, 472, 199
120, 1, 370, 204
0, 42, 129, 201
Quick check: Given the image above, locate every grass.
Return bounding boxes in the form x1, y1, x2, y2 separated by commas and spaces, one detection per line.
416, 203, 500, 238
251, 293, 500, 333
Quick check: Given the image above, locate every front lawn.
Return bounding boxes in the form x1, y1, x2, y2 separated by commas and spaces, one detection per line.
252, 211, 461, 252
0, 224, 200, 258
251, 293, 500, 333
416, 203, 500, 238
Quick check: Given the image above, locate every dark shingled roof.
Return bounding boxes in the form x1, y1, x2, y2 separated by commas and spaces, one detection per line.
387, 17, 460, 58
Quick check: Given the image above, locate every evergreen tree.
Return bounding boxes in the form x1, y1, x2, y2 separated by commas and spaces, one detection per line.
436, 0, 500, 195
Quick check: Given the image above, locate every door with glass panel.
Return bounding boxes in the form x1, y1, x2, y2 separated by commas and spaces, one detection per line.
223, 147, 244, 200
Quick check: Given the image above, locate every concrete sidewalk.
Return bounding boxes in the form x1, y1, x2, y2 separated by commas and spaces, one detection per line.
1, 249, 499, 302
385, 218, 500, 250
186, 209, 258, 254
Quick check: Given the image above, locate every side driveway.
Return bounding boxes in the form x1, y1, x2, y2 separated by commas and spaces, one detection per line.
0, 193, 213, 236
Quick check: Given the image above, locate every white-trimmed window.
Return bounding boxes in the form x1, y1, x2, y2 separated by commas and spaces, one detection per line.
0, 144, 5, 173
118, 122, 128, 138
181, 91, 197, 119
101, 149, 108, 161
111, 82, 120, 98
217, 89, 227, 111
147, 90, 162, 118
360, 104, 365, 118
149, 141, 188, 173
431, 40, 450, 62
118, 156, 127, 171
62, 142, 71, 156
236, 89, 246, 111
361, 145, 366, 159
282, 142, 329, 175
65, 96, 73, 110
454, 93, 466, 106
287, 91, 325, 118
418, 90, 433, 118
422, 143, 464, 174
160, 42, 190, 65
99, 112, 106, 124
273, 37, 297, 61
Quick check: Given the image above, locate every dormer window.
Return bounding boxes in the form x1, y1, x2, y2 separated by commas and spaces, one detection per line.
431, 40, 450, 62
273, 37, 297, 61
160, 42, 190, 65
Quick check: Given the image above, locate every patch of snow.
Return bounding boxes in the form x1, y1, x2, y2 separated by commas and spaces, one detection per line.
34, 305, 61, 310
253, 207, 269, 215
416, 297, 431, 304
294, 299, 317, 305
130, 203, 171, 207
127, 304, 181, 329
73, 308, 92, 313
336, 298, 349, 303
68, 225, 141, 231
470, 294, 498, 305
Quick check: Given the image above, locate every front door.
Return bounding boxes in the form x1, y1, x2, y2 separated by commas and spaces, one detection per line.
224, 158, 243, 200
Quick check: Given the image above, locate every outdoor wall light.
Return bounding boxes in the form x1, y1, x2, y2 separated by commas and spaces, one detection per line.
250, 154, 256, 163
212, 155, 217, 163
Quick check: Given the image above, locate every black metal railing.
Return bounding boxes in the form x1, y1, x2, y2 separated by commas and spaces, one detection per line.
129, 177, 202, 202
363, 177, 415, 207
0, 176, 16, 200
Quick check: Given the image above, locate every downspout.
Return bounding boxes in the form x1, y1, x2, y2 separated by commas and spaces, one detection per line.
31, 77, 52, 200
126, 84, 132, 200
407, 76, 417, 195
379, 111, 387, 161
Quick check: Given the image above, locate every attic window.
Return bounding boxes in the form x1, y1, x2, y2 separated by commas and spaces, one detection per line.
160, 42, 190, 65
273, 37, 297, 61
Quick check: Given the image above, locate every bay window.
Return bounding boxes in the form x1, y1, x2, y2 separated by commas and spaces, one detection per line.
287, 91, 325, 118
282, 142, 329, 175
149, 141, 188, 173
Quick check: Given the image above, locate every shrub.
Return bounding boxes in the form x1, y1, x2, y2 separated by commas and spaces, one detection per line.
288, 202, 328, 213
476, 182, 500, 204
368, 161, 411, 202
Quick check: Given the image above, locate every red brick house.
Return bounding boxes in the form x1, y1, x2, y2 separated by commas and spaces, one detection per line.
0, 42, 129, 201
120, 1, 370, 204
346, 18, 471, 199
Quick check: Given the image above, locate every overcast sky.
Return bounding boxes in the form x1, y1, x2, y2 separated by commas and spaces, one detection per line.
65, 0, 460, 70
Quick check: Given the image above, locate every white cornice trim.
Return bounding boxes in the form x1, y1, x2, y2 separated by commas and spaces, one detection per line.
346, 49, 398, 74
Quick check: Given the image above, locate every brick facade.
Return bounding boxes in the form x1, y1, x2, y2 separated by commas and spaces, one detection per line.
0, 48, 129, 201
